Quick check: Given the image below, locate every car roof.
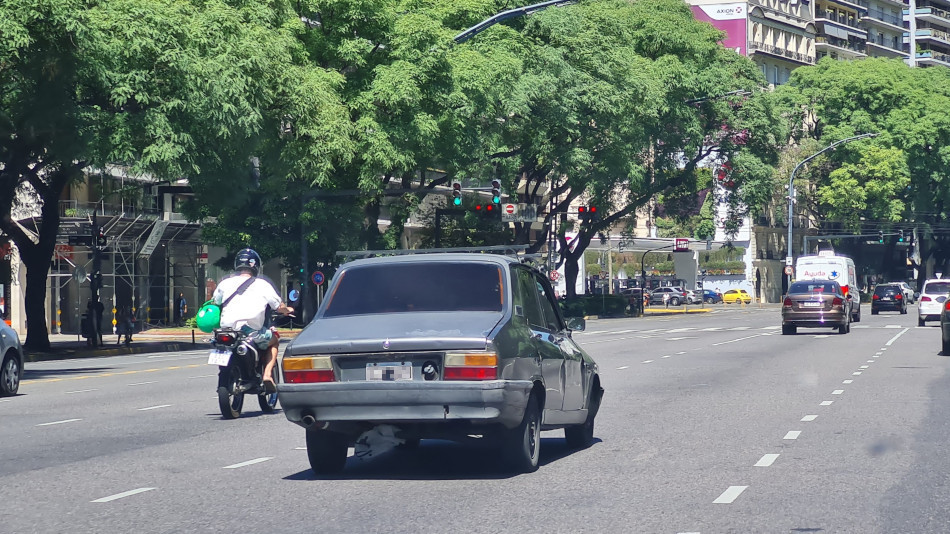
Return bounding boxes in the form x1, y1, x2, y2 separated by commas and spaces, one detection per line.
340, 253, 523, 269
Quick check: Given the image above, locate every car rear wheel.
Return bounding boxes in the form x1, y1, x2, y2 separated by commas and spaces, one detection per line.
706, 297, 715, 304
919, 317, 926, 327
838, 321, 850, 334
565, 382, 602, 450
670, 297, 680, 306
306, 429, 349, 475
872, 308, 879, 315
943, 335, 950, 355
900, 304, 908, 315
782, 325, 796, 335
503, 393, 541, 473
1, 352, 20, 396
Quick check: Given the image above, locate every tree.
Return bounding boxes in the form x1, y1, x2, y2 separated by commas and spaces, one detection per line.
0, 0, 346, 349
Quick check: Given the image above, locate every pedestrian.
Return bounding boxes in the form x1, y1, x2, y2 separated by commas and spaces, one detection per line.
176, 292, 187, 326
95, 300, 105, 346
663, 292, 670, 308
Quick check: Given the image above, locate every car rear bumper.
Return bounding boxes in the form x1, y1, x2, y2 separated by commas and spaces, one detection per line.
279, 380, 534, 429
872, 301, 904, 311
783, 311, 847, 327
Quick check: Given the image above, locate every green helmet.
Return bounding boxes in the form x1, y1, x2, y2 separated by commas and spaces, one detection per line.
195, 301, 221, 333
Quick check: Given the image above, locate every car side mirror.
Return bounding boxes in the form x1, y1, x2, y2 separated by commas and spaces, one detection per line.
915, 292, 921, 299
566, 317, 586, 331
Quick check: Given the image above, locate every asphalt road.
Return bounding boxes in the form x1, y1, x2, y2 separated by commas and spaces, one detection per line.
3, 303, 949, 533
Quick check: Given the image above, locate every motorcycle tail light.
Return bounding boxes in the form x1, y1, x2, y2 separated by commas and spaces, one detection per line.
216, 333, 234, 344
283, 356, 335, 383
444, 353, 498, 380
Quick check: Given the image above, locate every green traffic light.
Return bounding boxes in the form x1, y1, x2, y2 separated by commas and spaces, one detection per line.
492, 195, 501, 204
453, 197, 462, 206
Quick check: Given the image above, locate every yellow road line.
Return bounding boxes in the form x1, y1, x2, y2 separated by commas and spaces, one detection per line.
23, 364, 204, 385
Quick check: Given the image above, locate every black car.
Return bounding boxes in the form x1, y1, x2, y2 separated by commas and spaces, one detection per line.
871, 283, 907, 315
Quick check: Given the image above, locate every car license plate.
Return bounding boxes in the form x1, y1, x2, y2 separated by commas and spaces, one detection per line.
881, 297, 891, 301
802, 302, 822, 308
366, 362, 412, 381
208, 349, 231, 366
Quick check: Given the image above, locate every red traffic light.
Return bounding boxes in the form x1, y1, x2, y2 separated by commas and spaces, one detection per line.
578, 206, 597, 214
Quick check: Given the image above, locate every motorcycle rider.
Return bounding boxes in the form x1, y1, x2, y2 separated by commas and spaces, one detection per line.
213, 248, 293, 392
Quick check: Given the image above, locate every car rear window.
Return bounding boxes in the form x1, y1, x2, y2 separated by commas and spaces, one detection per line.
874, 285, 900, 295
323, 262, 504, 317
924, 281, 950, 295
789, 281, 839, 294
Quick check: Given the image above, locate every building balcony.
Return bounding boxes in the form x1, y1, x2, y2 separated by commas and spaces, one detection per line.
866, 40, 907, 57
817, 14, 870, 37
59, 200, 161, 221
862, 7, 906, 30
748, 42, 817, 65
916, 49, 950, 65
822, 0, 869, 14
904, 6, 950, 27
904, 28, 950, 46
815, 35, 869, 57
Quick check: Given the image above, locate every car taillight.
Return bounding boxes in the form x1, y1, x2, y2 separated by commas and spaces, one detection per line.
945, 300, 950, 311
922, 296, 932, 302
783, 297, 792, 307
216, 333, 234, 344
283, 356, 335, 383
444, 353, 498, 380
872, 294, 880, 300
896, 294, 903, 300
832, 297, 843, 306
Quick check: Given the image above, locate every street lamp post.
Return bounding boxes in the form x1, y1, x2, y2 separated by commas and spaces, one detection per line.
786, 133, 878, 287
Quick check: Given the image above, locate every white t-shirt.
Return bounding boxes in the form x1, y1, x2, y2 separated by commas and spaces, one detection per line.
213, 274, 282, 330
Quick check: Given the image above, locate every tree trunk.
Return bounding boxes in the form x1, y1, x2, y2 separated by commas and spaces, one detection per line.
565, 256, 579, 299
22, 248, 52, 350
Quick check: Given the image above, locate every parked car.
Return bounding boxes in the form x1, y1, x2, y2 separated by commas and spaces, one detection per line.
895, 281, 917, 304
1, 321, 23, 396
648, 286, 687, 306
685, 290, 702, 304
918, 279, 950, 327
782, 280, 850, 335
871, 283, 907, 315
278, 252, 603, 475
700, 289, 722, 304
940, 297, 950, 353
722, 289, 752, 304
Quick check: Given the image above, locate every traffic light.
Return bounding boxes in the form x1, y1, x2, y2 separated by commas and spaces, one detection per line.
451, 181, 462, 206
578, 206, 598, 219
898, 229, 905, 242
96, 228, 107, 248
474, 204, 498, 216
878, 230, 884, 243
490, 179, 502, 205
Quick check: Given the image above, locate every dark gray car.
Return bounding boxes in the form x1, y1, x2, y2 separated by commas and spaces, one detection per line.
279, 253, 603, 474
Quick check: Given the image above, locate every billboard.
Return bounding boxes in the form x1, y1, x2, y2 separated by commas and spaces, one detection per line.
690, 2, 748, 56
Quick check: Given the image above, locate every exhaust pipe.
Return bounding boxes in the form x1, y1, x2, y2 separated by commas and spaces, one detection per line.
302, 414, 317, 427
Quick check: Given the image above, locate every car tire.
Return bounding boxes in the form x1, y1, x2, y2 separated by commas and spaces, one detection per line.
919, 317, 926, 327
782, 325, 796, 335
838, 320, 850, 334
670, 297, 680, 306
1, 352, 20, 396
565, 382, 602, 450
943, 336, 950, 355
306, 429, 349, 475
503, 393, 541, 473
872, 309, 879, 315
706, 297, 714, 304
901, 305, 908, 315
853, 307, 861, 322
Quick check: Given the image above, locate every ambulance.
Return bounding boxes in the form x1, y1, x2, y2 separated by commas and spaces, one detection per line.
795, 251, 861, 322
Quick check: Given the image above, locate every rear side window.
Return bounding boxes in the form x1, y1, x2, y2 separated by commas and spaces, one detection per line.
323, 263, 504, 317
789, 282, 839, 294
924, 281, 950, 295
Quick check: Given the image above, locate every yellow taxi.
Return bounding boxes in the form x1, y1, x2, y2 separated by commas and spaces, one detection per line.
722, 289, 752, 304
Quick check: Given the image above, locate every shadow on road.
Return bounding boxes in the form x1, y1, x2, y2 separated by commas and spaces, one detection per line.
23, 366, 117, 380
283, 435, 603, 481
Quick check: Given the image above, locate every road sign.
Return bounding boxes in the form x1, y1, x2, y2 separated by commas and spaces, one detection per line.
504, 204, 516, 214
311, 271, 325, 285
501, 203, 537, 223
784, 265, 794, 276
674, 238, 689, 252
549, 270, 560, 282
289, 289, 300, 301
785, 256, 793, 266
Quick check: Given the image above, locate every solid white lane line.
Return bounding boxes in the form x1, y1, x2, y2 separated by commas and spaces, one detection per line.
755, 454, 780, 467
853, 372, 862, 376
223, 457, 273, 469
728, 326, 751, 331
128, 381, 157, 386
642, 360, 654, 364
832, 389, 844, 395
801, 415, 818, 422
820, 401, 833, 406
886, 329, 908, 346
91, 487, 155, 503
137, 405, 172, 411
712, 333, 767, 346
843, 380, 853, 384
189, 374, 217, 379
65, 389, 98, 394
616, 366, 629, 370
784, 431, 802, 440
713, 486, 748, 504
860, 365, 869, 369
36, 418, 82, 427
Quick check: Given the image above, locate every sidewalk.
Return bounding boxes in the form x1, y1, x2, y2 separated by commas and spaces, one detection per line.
24, 327, 304, 363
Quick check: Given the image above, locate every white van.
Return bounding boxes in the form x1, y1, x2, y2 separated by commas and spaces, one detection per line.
795, 252, 861, 322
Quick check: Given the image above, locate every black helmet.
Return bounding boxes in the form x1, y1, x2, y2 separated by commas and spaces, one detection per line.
234, 248, 262, 276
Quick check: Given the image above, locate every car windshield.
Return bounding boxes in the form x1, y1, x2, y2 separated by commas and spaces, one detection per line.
789, 281, 838, 294
323, 262, 504, 317
924, 281, 950, 295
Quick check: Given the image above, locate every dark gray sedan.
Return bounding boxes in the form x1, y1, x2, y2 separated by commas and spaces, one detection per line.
782, 279, 850, 335
279, 253, 603, 474
1, 321, 23, 396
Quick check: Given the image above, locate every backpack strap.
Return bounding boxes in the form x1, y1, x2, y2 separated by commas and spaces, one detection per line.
220, 276, 256, 311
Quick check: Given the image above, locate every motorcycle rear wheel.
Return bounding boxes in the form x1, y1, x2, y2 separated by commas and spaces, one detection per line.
218, 364, 244, 419
258, 363, 280, 413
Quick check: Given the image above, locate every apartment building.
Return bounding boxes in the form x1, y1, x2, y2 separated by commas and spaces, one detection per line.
814, 0, 869, 59
905, 0, 950, 66
862, 0, 908, 58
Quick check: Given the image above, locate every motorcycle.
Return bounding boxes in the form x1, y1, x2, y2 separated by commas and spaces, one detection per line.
207, 327, 279, 419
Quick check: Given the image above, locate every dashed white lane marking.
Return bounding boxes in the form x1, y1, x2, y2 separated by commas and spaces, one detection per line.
617, 366, 630, 370
128, 381, 157, 386
880, 348, 888, 351
713, 486, 748, 504
701, 327, 723, 331
728, 326, 751, 331
667, 337, 695, 341
662, 355, 671, 358
860, 365, 869, 369
820, 401, 834, 406
843, 380, 853, 384
867, 360, 875, 363
755, 454, 780, 467
676, 351, 687, 355
885, 329, 908, 346
0, 399, 12, 403
223, 457, 273, 469
295, 447, 306, 450
875, 352, 883, 355
801, 415, 818, 422
885, 325, 902, 329
642, 360, 654, 364
832, 390, 844, 395
668, 328, 695, 333
91, 487, 156, 503
65, 389, 98, 394
853, 372, 862, 376
814, 335, 831, 339
784, 431, 802, 440
763, 326, 781, 330
137, 404, 172, 411
36, 418, 82, 427
712, 333, 767, 346
189, 374, 217, 379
